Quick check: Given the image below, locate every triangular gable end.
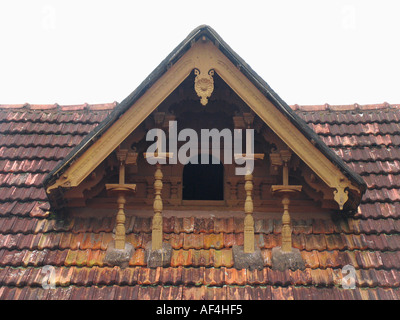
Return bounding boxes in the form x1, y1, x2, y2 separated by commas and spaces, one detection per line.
44, 25, 367, 269
44, 25, 365, 212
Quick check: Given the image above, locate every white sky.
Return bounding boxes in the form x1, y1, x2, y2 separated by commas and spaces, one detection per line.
0, 0, 399, 106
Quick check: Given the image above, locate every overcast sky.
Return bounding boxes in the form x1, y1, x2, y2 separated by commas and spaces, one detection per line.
0, 0, 399, 106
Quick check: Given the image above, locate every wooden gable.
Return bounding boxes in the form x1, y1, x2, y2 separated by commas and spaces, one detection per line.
43, 25, 366, 269
45, 26, 365, 210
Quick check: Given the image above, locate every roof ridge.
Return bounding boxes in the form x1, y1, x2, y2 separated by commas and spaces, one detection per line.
291, 103, 400, 112
0, 102, 118, 111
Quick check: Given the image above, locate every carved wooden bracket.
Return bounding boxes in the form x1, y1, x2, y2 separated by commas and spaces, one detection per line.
333, 178, 350, 210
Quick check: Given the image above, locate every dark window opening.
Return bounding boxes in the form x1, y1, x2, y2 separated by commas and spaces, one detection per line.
182, 155, 224, 200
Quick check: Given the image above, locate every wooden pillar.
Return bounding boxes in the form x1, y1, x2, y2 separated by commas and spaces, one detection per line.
233, 119, 263, 254
271, 149, 302, 253
144, 122, 173, 251
115, 194, 127, 249
281, 195, 291, 252
106, 148, 137, 250
152, 163, 164, 250
244, 171, 254, 253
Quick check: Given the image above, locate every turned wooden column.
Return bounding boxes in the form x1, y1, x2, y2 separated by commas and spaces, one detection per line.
115, 194, 127, 249
281, 195, 292, 252
234, 113, 264, 254
106, 148, 137, 250
271, 150, 301, 253
144, 148, 173, 251
152, 163, 164, 250
244, 171, 255, 253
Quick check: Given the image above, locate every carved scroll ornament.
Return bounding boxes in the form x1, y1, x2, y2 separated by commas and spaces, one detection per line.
194, 68, 214, 106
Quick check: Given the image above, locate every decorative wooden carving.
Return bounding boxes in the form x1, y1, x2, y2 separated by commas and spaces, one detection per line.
334, 178, 350, 210
63, 162, 106, 206
194, 68, 214, 106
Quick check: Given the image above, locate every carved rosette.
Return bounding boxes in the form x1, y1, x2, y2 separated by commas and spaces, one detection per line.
194, 68, 214, 106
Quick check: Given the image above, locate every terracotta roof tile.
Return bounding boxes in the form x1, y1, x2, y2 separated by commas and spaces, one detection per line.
223, 233, 243, 248
324, 234, 346, 251
290, 268, 313, 286
182, 233, 204, 250
305, 234, 327, 251
385, 234, 400, 251
160, 285, 183, 300
224, 268, 247, 286
310, 268, 335, 287
203, 233, 224, 249
380, 251, 400, 270
182, 286, 206, 300
301, 250, 320, 269
268, 268, 291, 286
226, 286, 250, 300
138, 267, 161, 285
347, 160, 400, 176
257, 249, 270, 267
204, 267, 224, 286
128, 248, 145, 267
1, 103, 400, 299
321, 134, 400, 148
257, 233, 280, 249
271, 286, 294, 300
246, 286, 272, 300
165, 233, 184, 249
246, 268, 268, 285
182, 266, 204, 286
317, 251, 342, 269
159, 267, 183, 285
116, 266, 139, 286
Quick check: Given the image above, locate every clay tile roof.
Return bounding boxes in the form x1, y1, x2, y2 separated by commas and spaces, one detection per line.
0, 101, 399, 300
